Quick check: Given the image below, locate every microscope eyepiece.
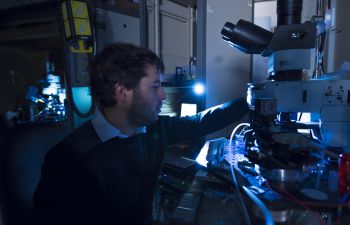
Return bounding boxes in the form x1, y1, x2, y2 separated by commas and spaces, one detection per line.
221, 20, 273, 54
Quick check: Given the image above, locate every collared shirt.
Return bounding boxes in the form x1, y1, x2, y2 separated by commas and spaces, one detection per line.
91, 107, 146, 142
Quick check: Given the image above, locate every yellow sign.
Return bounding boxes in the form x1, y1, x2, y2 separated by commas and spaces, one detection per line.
71, 1, 89, 19
73, 18, 92, 36
61, 2, 71, 38
64, 20, 72, 38
61, 2, 69, 20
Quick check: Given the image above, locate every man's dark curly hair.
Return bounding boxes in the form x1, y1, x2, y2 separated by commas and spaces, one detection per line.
88, 42, 163, 108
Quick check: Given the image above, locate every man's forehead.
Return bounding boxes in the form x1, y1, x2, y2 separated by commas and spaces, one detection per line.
142, 65, 162, 82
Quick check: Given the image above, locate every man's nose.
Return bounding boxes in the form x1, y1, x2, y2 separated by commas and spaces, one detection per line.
159, 87, 167, 100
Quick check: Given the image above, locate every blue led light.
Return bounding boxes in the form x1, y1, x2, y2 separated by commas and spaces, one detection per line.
193, 83, 205, 95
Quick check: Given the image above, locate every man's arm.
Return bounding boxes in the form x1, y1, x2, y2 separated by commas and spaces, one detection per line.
161, 97, 249, 144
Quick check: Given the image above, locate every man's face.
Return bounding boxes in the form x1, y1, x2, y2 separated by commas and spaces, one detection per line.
127, 64, 166, 126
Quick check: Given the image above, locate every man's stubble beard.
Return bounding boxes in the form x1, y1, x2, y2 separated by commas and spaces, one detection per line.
128, 87, 158, 127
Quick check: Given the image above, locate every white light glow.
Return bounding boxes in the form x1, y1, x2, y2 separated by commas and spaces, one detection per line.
193, 83, 205, 95
180, 103, 197, 117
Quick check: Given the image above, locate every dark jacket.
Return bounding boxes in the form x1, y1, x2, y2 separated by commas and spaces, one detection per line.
32, 98, 249, 225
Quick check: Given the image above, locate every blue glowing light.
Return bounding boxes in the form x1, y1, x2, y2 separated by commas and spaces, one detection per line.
193, 83, 205, 95
72, 87, 92, 114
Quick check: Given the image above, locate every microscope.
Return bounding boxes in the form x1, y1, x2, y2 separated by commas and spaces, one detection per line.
213, 0, 350, 224
221, 0, 350, 153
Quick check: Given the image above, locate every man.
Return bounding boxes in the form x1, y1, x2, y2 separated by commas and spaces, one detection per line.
32, 43, 249, 225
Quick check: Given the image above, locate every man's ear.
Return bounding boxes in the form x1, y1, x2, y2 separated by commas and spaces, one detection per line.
114, 82, 132, 104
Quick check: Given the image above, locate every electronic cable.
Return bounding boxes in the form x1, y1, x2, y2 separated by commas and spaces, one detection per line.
242, 186, 274, 225
228, 123, 252, 225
